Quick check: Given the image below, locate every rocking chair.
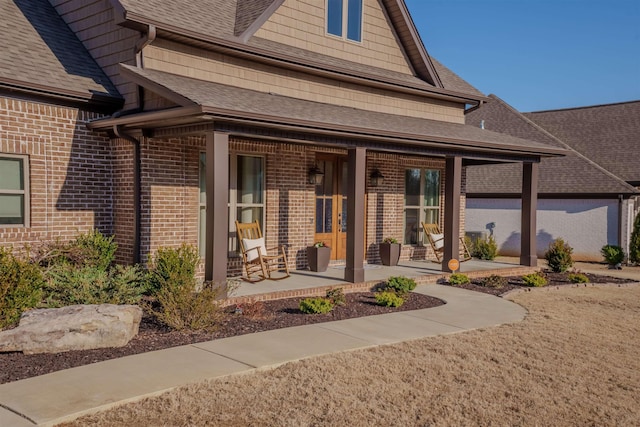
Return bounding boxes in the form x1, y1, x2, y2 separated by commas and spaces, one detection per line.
235, 220, 290, 282
422, 222, 472, 263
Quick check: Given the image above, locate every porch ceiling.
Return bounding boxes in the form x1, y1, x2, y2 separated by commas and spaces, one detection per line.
89, 65, 568, 161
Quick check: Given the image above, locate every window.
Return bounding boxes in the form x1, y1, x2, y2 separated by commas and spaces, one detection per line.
0, 154, 29, 227
327, 0, 362, 42
199, 153, 265, 255
404, 168, 440, 245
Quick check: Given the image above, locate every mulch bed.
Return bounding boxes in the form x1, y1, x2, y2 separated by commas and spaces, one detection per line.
1, 271, 635, 385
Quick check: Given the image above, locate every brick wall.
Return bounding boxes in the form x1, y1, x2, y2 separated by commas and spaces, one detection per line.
0, 96, 113, 251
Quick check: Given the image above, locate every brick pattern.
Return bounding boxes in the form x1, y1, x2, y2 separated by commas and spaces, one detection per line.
0, 96, 112, 251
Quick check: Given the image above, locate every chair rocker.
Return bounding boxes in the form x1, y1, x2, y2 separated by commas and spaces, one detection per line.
422, 222, 472, 263
235, 220, 290, 282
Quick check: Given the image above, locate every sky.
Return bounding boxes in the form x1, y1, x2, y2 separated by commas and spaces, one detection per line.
404, 0, 640, 112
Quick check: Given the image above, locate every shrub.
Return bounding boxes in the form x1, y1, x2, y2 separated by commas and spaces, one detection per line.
72, 229, 117, 270
472, 235, 498, 260
151, 282, 223, 331
385, 276, 417, 295
544, 238, 574, 272
43, 264, 145, 307
629, 212, 640, 264
299, 297, 334, 314
601, 244, 625, 266
448, 273, 470, 286
235, 301, 268, 320
0, 247, 44, 329
146, 244, 200, 296
326, 287, 346, 306
568, 273, 590, 284
382, 237, 398, 244
375, 290, 405, 307
481, 274, 507, 289
522, 272, 547, 287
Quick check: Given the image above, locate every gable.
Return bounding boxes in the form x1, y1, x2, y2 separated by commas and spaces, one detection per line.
253, 0, 415, 75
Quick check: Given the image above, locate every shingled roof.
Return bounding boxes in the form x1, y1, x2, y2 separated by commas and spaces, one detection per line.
524, 101, 640, 185
0, 0, 121, 109
112, 0, 481, 100
465, 96, 637, 196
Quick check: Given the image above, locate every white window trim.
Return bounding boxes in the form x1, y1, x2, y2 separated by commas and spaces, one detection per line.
198, 152, 266, 257
403, 168, 441, 245
325, 0, 363, 43
0, 153, 29, 228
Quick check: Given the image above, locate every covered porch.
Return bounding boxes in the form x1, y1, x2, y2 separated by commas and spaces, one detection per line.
227, 258, 539, 302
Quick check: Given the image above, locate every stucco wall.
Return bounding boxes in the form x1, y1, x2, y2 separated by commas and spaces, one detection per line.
465, 198, 621, 262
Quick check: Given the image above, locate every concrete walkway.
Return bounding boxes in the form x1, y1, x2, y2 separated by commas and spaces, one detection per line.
0, 285, 526, 427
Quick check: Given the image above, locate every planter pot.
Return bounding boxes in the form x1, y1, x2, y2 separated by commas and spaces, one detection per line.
379, 243, 401, 266
307, 246, 331, 272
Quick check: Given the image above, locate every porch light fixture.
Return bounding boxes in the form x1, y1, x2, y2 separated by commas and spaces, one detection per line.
370, 169, 385, 187
308, 164, 324, 185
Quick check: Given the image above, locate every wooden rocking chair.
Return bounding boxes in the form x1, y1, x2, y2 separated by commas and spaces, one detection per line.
422, 222, 472, 263
235, 220, 290, 282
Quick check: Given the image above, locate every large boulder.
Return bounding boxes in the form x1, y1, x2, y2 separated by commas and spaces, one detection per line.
0, 304, 142, 354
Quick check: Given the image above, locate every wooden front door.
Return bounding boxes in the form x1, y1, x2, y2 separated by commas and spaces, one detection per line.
314, 155, 348, 260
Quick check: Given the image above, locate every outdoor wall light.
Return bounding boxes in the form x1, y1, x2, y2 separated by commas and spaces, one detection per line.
370, 169, 385, 187
308, 165, 324, 185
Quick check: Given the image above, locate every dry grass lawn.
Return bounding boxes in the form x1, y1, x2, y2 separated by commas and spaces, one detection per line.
62, 285, 640, 426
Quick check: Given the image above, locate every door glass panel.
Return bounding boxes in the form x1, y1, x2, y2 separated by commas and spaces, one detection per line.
324, 199, 333, 233
340, 161, 348, 232
404, 169, 420, 206
404, 208, 419, 245
316, 198, 333, 233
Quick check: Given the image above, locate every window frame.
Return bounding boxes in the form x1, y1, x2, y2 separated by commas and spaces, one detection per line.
403, 168, 441, 245
0, 153, 29, 228
198, 152, 266, 257
326, 0, 363, 43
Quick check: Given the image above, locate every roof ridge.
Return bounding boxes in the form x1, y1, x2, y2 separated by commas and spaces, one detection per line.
524, 99, 640, 114
487, 94, 638, 193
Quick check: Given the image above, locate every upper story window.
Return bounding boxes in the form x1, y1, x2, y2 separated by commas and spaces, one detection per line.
0, 154, 29, 227
327, 0, 362, 42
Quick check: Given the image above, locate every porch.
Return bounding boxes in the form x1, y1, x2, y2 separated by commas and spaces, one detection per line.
226, 258, 539, 303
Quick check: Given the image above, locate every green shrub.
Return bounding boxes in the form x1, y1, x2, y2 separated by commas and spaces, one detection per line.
481, 274, 507, 289
43, 264, 145, 307
326, 287, 346, 306
522, 272, 547, 287
151, 282, 223, 331
385, 276, 417, 295
0, 247, 44, 329
299, 297, 334, 314
146, 244, 200, 296
568, 273, 590, 284
72, 229, 117, 270
375, 290, 405, 307
629, 212, 640, 264
472, 235, 498, 260
601, 244, 625, 266
544, 238, 574, 272
448, 273, 470, 286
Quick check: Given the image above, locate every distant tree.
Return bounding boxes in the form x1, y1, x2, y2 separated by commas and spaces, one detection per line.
629, 211, 640, 264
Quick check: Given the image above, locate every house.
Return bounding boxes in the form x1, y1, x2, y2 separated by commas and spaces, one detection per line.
1, 0, 565, 287
465, 96, 638, 261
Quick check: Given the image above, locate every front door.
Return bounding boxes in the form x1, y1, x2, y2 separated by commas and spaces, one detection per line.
314, 155, 348, 260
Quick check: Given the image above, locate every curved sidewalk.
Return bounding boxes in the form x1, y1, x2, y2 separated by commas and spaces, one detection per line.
0, 285, 526, 427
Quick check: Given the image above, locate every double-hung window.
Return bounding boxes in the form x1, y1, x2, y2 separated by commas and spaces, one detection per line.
327, 0, 363, 42
0, 154, 29, 227
404, 168, 440, 245
199, 153, 265, 255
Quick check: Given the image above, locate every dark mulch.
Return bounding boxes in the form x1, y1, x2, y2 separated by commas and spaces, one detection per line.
0, 292, 442, 384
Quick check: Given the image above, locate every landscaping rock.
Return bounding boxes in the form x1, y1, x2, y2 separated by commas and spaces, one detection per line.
0, 304, 142, 354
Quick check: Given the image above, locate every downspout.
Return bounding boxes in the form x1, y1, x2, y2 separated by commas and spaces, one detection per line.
111, 25, 156, 264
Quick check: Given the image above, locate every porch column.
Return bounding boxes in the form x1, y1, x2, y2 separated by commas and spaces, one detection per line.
345, 147, 366, 283
443, 156, 462, 272
520, 161, 539, 267
205, 131, 229, 291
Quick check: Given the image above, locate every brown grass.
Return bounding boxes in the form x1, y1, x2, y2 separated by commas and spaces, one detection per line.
61, 286, 640, 427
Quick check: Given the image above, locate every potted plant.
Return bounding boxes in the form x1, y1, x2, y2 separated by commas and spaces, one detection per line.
307, 241, 331, 272
379, 237, 401, 266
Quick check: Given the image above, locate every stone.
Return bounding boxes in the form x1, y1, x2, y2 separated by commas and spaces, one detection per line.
0, 304, 142, 354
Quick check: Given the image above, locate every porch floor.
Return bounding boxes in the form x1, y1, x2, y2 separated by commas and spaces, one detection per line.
229, 258, 538, 301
